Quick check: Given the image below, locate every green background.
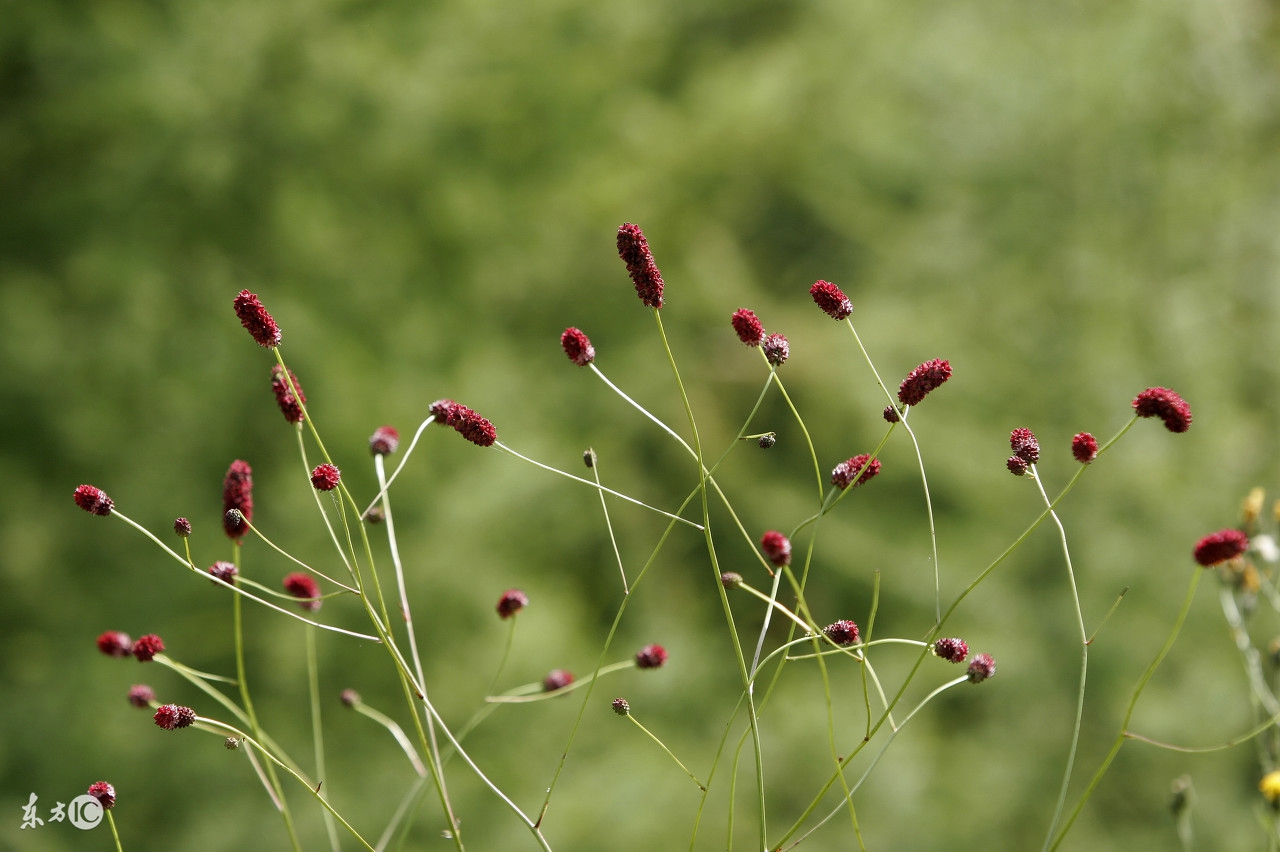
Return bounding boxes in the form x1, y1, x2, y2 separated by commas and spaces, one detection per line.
2, 0, 1279, 849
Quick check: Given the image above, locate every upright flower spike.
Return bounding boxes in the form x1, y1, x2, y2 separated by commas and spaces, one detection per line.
1071, 432, 1098, 464
311, 463, 341, 491
561, 327, 596, 366
132, 634, 165, 662
369, 425, 400, 456
232, 289, 282, 348
731, 309, 766, 347
154, 703, 196, 730
1010, 428, 1040, 464
933, 637, 969, 663
617, 223, 664, 309
831, 454, 881, 490
270, 364, 307, 424
760, 530, 792, 567
897, 359, 952, 407
127, 684, 155, 708
283, 572, 321, 611
222, 460, 253, 541
823, 620, 860, 646
87, 782, 116, 810
1133, 387, 1192, 433
967, 653, 997, 684
809, 280, 853, 321
762, 333, 789, 366
73, 484, 114, 516
173, 517, 192, 537
635, 644, 668, 669
543, 669, 574, 692
1193, 529, 1249, 567
496, 588, 529, 619
97, 631, 132, 658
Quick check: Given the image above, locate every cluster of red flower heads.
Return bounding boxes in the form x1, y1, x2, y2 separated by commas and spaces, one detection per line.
429, 399, 497, 448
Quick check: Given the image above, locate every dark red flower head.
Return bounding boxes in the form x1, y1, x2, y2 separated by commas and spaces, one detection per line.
617, 223, 664, 309
561, 327, 596, 366
762, 333, 789, 366
933, 637, 969, 663
369, 426, 400, 456
429, 399, 457, 424
823, 620, 860, 646
270, 365, 307, 424
543, 669, 574, 692
154, 703, 196, 730
127, 684, 155, 708
611, 697, 630, 716
311, 463, 341, 491
74, 484, 114, 516
1133, 387, 1192, 433
496, 588, 529, 619
1193, 529, 1249, 567
831, 454, 881, 490
1010, 428, 1039, 464
233, 289, 282, 348
97, 631, 132, 658
883, 406, 900, 423
174, 517, 192, 537
132, 634, 165, 662
1007, 455, 1028, 476
731, 309, 766, 347
809, 280, 853, 321
634, 644, 668, 669
442, 402, 497, 447
208, 561, 238, 585
87, 781, 116, 810
283, 572, 321, 611
222, 460, 253, 541
967, 653, 996, 684
1071, 432, 1098, 464
760, 530, 792, 567
897, 359, 952, 407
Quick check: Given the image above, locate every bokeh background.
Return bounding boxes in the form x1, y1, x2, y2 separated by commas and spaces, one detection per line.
3, 1, 1279, 849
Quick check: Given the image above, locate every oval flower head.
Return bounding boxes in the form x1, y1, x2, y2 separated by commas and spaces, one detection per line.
809, 280, 852, 321
897, 359, 952, 407
731, 309, 765, 346
831, 454, 881, 490
561, 327, 596, 366
1193, 529, 1249, 567
617, 223, 664, 309
232, 289, 282, 348
1133, 387, 1192, 433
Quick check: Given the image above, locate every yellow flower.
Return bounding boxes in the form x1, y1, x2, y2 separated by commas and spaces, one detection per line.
1259, 770, 1280, 803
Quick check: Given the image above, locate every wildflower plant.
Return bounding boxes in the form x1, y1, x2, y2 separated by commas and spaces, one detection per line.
74, 223, 1222, 850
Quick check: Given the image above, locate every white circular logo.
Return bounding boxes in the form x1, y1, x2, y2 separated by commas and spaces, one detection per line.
67, 795, 102, 830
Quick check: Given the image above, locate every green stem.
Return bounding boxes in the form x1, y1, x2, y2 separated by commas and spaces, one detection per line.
307, 625, 340, 851
106, 809, 123, 851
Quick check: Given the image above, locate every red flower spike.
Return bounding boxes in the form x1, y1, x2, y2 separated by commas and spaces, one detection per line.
174, 517, 192, 537
1193, 529, 1249, 567
760, 530, 792, 567
1007, 455, 1028, 476
823, 620, 860, 646
1133, 387, 1192, 433
429, 399, 457, 424
154, 703, 196, 730
311, 463, 341, 491
232, 289, 282, 348
449, 403, 497, 447
132, 634, 165, 662
74, 484, 114, 516
1010, 428, 1040, 464
97, 631, 132, 658
127, 684, 155, 708
222, 460, 253, 541
762, 333, 789, 366
617, 223, 664, 309
897, 359, 952, 407
1071, 432, 1098, 464
561, 327, 596, 366
933, 638, 969, 663
635, 644, 668, 669
809, 280, 853, 321
543, 669, 574, 692
831, 454, 881, 490
883, 406, 900, 424
270, 365, 307, 424
496, 589, 529, 619
87, 782, 116, 810
967, 653, 997, 684
731, 309, 765, 347
283, 572, 321, 611
208, 561, 238, 585
369, 426, 399, 456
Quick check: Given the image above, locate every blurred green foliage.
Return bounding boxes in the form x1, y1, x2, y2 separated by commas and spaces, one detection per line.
2, 0, 1279, 849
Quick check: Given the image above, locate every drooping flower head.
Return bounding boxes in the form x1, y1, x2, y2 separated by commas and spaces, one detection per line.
1071, 432, 1098, 464
87, 781, 116, 810
270, 365, 307, 424
74, 484, 114, 517
132, 634, 165, 662
731, 309, 765, 347
283, 572, 321, 611
933, 637, 969, 663
208, 561, 238, 585
634, 644, 668, 669
429, 399, 497, 447
967, 653, 997, 684
561, 327, 596, 366
809, 280, 853, 321
127, 684, 155, 708
1133, 387, 1192, 433
762, 333, 789, 366
222, 460, 253, 541
823, 620, 860, 646
1193, 529, 1249, 567
153, 703, 196, 730
97, 631, 132, 658
617, 223, 664, 309
233, 289, 281, 348
496, 588, 529, 619
174, 517, 192, 537
311, 463, 341, 491
543, 669, 574, 692
369, 426, 399, 456
897, 359, 952, 407
1010, 428, 1039, 464
760, 530, 792, 567
831, 454, 881, 490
